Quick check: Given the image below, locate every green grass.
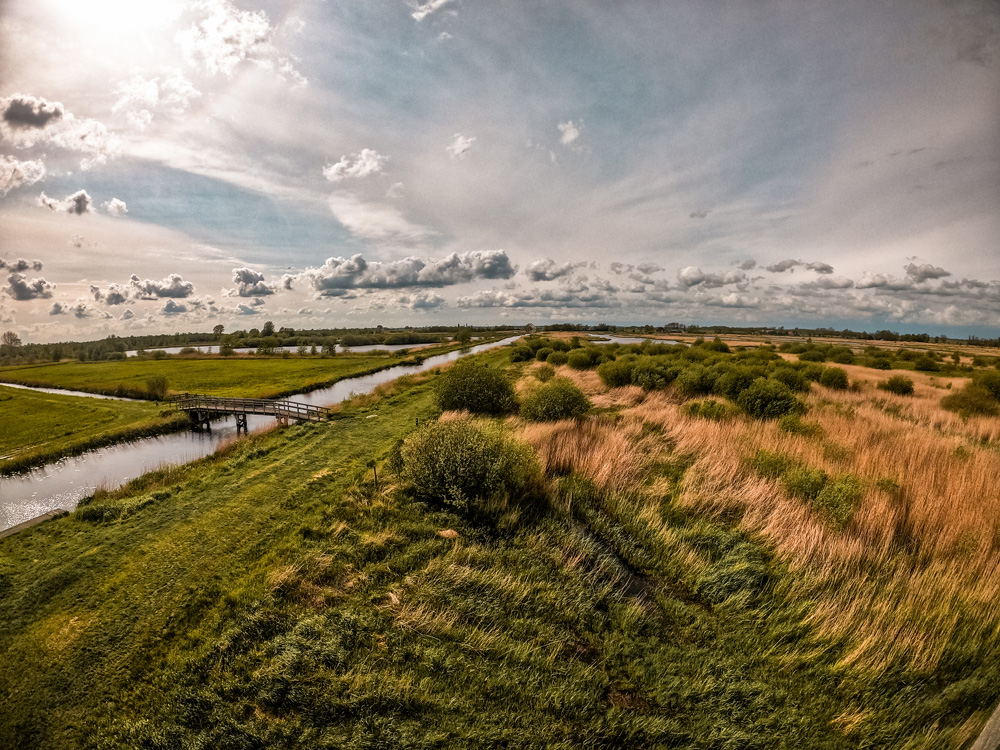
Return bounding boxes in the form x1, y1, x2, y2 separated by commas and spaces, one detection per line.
0, 386, 186, 474
0, 351, 440, 400
0, 350, 993, 747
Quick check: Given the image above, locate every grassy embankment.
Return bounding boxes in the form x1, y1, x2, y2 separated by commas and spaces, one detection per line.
0, 385, 187, 476
0, 343, 997, 747
0, 344, 466, 400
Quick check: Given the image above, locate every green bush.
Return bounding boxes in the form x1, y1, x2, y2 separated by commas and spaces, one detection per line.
400, 419, 540, 517
146, 375, 169, 400
800, 363, 825, 382
819, 367, 849, 390
975, 371, 1000, 400
827, 347, 855, 365
782, 466, 828, 501
814, 475, 863, 526
798, 350, 825, 362
535, 347, 554, 362
631, 359, 679, 391
567, 349, 592, 370
676, 365, 717, 397
878, 375, 914, 396
703, 337, 731, 353
520, 378, 591, 422
864, 356, 892, 370
941, 384, 1000, 417
597, 358, 635, 388
509, 346, 534, 363
736, 379, 802, 419
714, 367, 758, 399
684, 399, 729, 420
545, 350, 569, 366
913, 355, 940, 372
770, 367, 810, 393
779, 414, 822, 437
534, 364, 555, 382
746, 449, 793, 479
436, 360, 517, 415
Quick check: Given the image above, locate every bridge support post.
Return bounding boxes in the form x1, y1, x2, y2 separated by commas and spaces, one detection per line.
188, 410, 212, 432
235, 414, 248, 435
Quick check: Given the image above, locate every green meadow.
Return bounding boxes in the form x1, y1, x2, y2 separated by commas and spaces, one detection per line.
0, 350, 441, 400
0, 385, 187, 475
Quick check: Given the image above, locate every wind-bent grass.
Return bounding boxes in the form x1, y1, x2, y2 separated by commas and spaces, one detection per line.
0, 385, 187, 474
0, 350, 443, 400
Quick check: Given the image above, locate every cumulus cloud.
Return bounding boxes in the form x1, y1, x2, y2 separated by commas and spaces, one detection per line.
161, 300, 188, 316
103, 198, 128, 217
904, 262, 952, 282
739, 259, 758, 270
446, 133, 475, 159
397, 292, 446, 310
296, 250, 515, 297
328, 192, 433, 242
0, 155, 46, 195
457, 286, 618, 309
236, 302, 261, 315
805, 261, 834, 274
38, 190, 93, 214
228, 267, 275, 297
49, 301, 65, 315
120, 309, 135, 321
635, 263, 664, 275
676, 267, 745, 288
689, 210, 708, 219
798, 276, 855, 291
112, 69, 201, 130
609, 262, 633, 275
410, 0, 453, 21
525, 258, 580, 282
765, 259, 801, 273
0, 258, 43, 272
323, 149, 387, 181
5, 273, 54, 300
130, 273, 196, 299
178, 0, 306, 86
558, 120, 580, 146
1, 94, 64, 129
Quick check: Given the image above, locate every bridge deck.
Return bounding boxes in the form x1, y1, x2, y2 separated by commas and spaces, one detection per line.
170, 394, 334, 422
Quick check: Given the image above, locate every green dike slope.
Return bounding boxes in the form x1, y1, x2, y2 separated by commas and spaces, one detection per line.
0, 351, 432, 400
0, 385, 187, 475
1, 349, 979, 748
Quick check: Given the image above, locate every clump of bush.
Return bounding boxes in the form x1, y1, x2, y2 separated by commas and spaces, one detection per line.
770, 367, 810, 393
400, 419, 540, 518
520, 378, 591, 422
736, 379, 803, 419
819, 367, 849, 390
746, 449, 793, 479
976, 371, 1000, 400
676, 365, 717, 397
913, 355, 940, 372
546, 350, 569, 366
146, 375, 169, 400
567, 349, 593, 370
535, 347, 554, 362
878, 375, 914, 396
779, 414, 822, 437
941, 384, 1000, 417
597, 358, 634, 388
814, 475, 863, 526
533, 364, 556, 382
684, 399, 729, 421
436, 360, 517, 415
782, 466, 828, 501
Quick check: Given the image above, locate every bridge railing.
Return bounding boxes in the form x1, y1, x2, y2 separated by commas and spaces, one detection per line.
170, 393, 334, 422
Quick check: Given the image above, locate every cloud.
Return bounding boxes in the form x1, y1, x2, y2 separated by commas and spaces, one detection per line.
130, 273, 196, 299
0, 156, 46, 195
120, 309, 135, 321
0, 258, 43, 272
689, 210, 708, 219
609, 262, 634, 275
457, 287, 618, 309
297, 250, 515, 296
327, 191, 433, 242
228, 267, 275, 296
38, 190, 93, 214
323, 149, 388, 181
798, 276, 855, 291
446, 133, 475, 159
524, 258, 580, 282
410, 0, 453, 22
738, 259, 757, 270
112, 69, 201, 130
397, 292, 446, 310
1, 94, 64, 129
676, 267, 746, 288
49, 301, 65, 315
805, 261, 834, 274
161, 300, 188, 316
103, 198, 128, 217
856, 272, 912, 290
91, 282, 131, 306
635, 263, 664, 275
765, 259, 801, 273
5, 273, 54, 300
178, 0, 306, 86
236, 302, 261, 315
904, 262, 952, 282
558, 120, 580, 146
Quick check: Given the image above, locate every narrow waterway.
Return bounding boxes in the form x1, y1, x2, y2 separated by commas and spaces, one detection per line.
0, 336, 519, 532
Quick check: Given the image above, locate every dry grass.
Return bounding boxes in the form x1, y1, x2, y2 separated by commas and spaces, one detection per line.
523, 366, 1000, 677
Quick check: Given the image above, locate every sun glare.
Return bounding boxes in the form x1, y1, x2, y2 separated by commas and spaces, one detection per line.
51, 0, 182, 39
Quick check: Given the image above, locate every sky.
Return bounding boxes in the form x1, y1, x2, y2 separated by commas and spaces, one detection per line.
0, 0, 998, 343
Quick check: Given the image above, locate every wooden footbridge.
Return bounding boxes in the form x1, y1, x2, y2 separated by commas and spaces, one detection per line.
171, 394, 334, 433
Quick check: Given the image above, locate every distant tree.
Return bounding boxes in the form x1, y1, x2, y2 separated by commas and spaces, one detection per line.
213, 324, 225, 336
455, 327, 473, 346
1, 331, 21, 348
261, 320, 276, 337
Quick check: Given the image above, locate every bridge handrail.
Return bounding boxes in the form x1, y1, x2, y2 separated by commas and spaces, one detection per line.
170, 393, 334, 419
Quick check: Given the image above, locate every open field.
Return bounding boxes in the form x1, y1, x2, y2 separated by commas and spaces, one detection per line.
0, 350, 444, 400
0, 341, 996, 747
0, 386, 188, 475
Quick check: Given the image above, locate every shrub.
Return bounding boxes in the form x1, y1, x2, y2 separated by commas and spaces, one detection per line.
435, 360, 517, 415
520, 378, 591, 422
546, 350, 569, 366
798, 350, 826, 362
535, 347, 554, 362
631, 359, 679, 391
782, 466, 828, 501
684, 399, 729, 421
975, 370, 1000, 400
913, 355, 940, 372
675, 365, 717, 397
800, 363, 825, 382
819, 367, 849, 390
736, 379, 802, 419
865, 356, 892, 370
814, 475, 863, 526
878, 375, 914, 396
941, 384, 1000, 417
567, 350, 592, 370
779, 414, 822, 436
703, 337, 730, 353
146, 375, 169, 400
746, 449, 793, 479
714, 367, 758, 399
534, 364, 555, 382
509, 346, 534, 363
827, 347, 855, 365
770, 367, 810, 393
597, 358, 635, 388
400, 419, 540, 517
